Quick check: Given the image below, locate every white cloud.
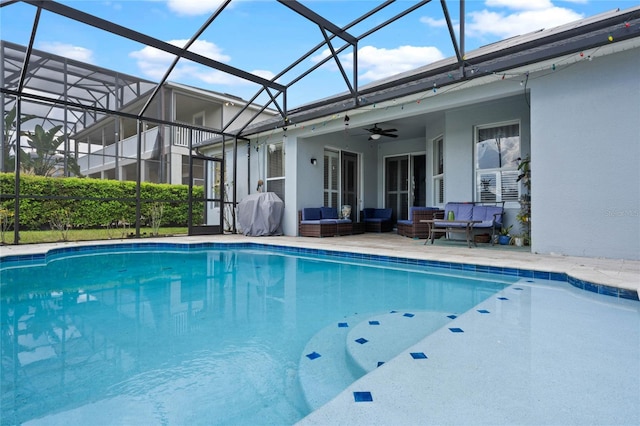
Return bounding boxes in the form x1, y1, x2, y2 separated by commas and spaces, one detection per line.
102, 1, 123, 11
484, 0, 554, 11
313, 45, 444, 82
166, 0, 228, 16
130, 39, 274, 86
37, 42, 95, 63
467, 2, 584, 39
420, 16, 449, 28
130, 39, 231, 79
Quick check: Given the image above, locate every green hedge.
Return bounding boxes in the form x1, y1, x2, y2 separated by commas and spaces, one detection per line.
0, 173, 204, 230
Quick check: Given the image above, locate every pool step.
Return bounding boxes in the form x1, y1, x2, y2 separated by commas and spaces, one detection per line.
298, 313, 367, 411
298, 310, 455, 411
346, 310, 453, 375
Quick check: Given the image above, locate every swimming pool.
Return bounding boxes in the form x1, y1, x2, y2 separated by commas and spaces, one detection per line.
1, 242, 638, 425
1, 242, 518, 425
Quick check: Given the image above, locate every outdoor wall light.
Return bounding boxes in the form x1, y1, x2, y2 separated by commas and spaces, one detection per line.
310, 158, 317, 166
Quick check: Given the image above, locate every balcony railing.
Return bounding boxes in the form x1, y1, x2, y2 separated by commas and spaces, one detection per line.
77, 127, 161, 171
77, 127, 219, 173
173, 127, 219, 147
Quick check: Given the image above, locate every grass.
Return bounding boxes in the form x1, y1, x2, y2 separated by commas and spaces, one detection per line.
2, 227, 189, 245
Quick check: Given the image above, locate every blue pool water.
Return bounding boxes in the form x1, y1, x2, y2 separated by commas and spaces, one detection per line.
0, 244, 519, 425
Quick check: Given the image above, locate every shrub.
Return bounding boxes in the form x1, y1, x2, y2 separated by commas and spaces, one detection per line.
0, 173, 203, 230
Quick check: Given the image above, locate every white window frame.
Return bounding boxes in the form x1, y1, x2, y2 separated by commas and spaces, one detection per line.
432, 135, 444, 206
323, 149, 340, 207
474, 120, 521, 206
266, 142, 285, 201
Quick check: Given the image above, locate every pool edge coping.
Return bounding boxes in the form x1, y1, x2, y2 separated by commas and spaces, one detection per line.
2, 240, 638, 302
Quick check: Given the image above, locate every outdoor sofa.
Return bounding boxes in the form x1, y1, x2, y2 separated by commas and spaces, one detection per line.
397, 206, 444, 239
361, 208, 393, 233
429, 202, 504, 246
298, 207, 352, 237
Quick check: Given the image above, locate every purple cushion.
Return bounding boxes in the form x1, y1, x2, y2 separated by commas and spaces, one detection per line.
472, 221, 494, 228
445, 203, 473, 221
472, 206, 502, 223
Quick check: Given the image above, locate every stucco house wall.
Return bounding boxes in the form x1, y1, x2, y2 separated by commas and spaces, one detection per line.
530, 48, 640, 260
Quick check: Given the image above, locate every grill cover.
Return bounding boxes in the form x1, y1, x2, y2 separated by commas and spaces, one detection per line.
237, 192, 284, 236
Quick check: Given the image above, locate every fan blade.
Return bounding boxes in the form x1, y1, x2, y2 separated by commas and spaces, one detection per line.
383, 133, 398, 138
382, 128, 397, 133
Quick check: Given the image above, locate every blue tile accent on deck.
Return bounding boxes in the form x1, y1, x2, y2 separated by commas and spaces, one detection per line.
449, 327, 464, 333
338, 322, 348, 328
355, 338, 368, 344
1, 241, 637, 301
306, 352, 321, 360
447, 314, 458, 319
403, 313, 415, 318
353, 391, 373, 402
477, 309, 490, 314
369, 320, 380, 325
410, 352, 428, 359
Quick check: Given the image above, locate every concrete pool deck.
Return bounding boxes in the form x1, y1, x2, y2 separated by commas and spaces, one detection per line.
2, 233, 639, 425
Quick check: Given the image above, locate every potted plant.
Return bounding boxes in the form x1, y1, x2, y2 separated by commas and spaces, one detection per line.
516, 155, 531, 245
498, 225, 512, 245
512, 233, 525, 247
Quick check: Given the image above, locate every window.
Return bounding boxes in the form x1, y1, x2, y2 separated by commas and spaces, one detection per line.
193, 111, 205, 127
432, 136, 444, 205
266, 142, 285, 201
475, 122, 520, 203
323, 149, 339, 207
182, 155, 204, 186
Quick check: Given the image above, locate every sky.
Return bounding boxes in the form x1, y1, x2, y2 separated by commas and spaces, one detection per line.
1, 0, 638, 108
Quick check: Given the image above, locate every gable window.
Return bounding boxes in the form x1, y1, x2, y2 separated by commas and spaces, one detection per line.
475, 121, 520, 203
266, 142, 285, 201
432, 136, 444, 206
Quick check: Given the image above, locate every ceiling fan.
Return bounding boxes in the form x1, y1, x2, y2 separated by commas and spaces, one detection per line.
364, 123, 398, 140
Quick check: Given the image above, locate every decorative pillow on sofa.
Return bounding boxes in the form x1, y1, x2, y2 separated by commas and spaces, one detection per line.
302, 208, 321, 221
320, 207, 339, 219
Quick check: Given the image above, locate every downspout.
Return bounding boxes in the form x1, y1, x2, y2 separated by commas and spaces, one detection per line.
247, 140, 251, 196
232, 135, 238, 233
460, 0, 465, 75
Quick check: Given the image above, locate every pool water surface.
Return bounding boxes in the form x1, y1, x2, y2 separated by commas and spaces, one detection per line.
1, 245, 515, 425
